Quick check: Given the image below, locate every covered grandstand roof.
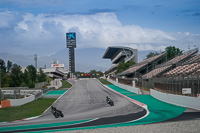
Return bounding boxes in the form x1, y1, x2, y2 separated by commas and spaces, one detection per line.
103, 46, 138, 64
118, 52, 166, 76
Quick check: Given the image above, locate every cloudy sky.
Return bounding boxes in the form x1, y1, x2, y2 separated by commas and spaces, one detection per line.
0, 0, 200, 72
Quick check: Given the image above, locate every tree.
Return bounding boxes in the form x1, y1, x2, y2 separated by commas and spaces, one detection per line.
7, 60, 12, 73
22, 69, 30, 86
146, 52, 159, 59
90, 69, 97, 74
165, 46, 183, 60
27, 65, 37, 85
10, 64, 22, 87
115, 61, 135, 74
1, 74, 10, 87
0, 59, 6, 73
37, 68, 47, 82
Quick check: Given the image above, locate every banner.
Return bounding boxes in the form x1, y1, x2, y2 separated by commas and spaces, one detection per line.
182, 88, 191, 94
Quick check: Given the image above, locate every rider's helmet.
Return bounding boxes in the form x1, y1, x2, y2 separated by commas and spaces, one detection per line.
106, 96, 108, 99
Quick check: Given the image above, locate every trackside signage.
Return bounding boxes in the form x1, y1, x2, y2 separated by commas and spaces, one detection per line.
2, 90, 14, 95
2, 90, 42, 95
182, 88, 191, 94
66, 32, 76, 48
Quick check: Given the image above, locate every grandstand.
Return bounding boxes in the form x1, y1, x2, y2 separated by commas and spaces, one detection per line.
106, 47, 200, 97
164, 62, 200, 77
118, 52, 166, 77
103, 46, 138, 75
142, 48, 198, 79
182, 54, 200, 65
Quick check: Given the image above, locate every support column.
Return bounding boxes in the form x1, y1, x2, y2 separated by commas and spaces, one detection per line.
69, 47, 75, 77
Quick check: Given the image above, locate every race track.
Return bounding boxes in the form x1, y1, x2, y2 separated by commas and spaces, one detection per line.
0, 79, 146, 132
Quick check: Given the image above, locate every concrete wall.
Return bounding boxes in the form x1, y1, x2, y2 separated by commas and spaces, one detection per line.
151, 89, 200, 110
107, 78, 141, 94
9, 95, 35, 106
48, 79, 62, 89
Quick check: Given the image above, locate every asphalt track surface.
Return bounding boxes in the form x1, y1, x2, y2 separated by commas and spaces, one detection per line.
0, 79, 145, 132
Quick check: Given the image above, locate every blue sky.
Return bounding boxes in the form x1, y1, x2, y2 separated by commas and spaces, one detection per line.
0, 0, 200, 72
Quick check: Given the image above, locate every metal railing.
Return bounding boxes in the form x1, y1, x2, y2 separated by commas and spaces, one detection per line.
154, 75, 200, 97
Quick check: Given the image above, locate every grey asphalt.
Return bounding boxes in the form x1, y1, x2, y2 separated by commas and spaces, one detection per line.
40, 79, 144, 121
0, 79, 144, 128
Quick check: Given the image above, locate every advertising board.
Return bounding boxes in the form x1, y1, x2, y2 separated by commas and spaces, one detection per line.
66, 32, 76, 48
51, 64, 65, 68
182, 88, 191, 94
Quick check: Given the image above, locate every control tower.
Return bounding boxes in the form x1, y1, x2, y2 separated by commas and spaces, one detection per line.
66, 32, 76, 78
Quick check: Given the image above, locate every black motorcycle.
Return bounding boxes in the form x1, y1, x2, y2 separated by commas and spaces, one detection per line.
51, 106, 64, 118
106, 97, 114, 106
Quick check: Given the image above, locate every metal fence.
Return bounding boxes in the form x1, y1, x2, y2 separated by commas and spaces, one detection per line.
0, 87, 55, 101
109, 75, 139, 87
118, 77, 133, 86
154, 75, 200, 97
35, 82, 48, 89
110, 76, 116, 82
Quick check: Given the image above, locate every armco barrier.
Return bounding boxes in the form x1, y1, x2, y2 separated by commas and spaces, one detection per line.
9, 95, 35, 106
107, 78, 141, 94
151, 89, 200, 110
1, 100, 10, 108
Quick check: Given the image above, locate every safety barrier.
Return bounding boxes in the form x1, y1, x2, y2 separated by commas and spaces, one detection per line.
107, 77, 141, 94
48, 79, 62, 89
9, 95, 35, 107
1, 100, 10, 108
151, 89, 200, 110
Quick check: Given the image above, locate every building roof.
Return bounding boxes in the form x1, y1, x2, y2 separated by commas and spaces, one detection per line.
103, 46, 138, 64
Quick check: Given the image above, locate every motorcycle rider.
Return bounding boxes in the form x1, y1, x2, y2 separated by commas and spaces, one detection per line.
51, 106, 56, 113
106, 96, 114, 106
51, 106, 64, 118
106, 96, 111, 103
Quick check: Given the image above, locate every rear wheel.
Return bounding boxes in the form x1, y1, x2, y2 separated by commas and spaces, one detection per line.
110, 101, 114, 106
54, 112, 59, 118
60, 113, 64, 117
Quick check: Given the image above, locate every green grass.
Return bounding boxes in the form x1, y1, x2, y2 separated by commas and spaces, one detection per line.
98, 78, 113, 85
0, 98, 56, 122
58, 80, 72, 90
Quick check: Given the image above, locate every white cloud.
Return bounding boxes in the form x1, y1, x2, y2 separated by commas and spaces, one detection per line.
184, 32, 190, 36
0, 11, 199, 56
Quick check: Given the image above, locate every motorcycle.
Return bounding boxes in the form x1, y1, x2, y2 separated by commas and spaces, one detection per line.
51, 106, 64, 118
106, 97, 114, 106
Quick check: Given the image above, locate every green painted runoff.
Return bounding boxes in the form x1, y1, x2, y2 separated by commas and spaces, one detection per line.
45, 90, 67, 95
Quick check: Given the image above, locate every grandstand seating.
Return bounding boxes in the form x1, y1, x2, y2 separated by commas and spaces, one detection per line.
139, 48, 199, 79
164, 62, 200, 77
143, 65, 172, 79
182, 54, 200, 65
157, 48, 198, 68
118, 52, 166, 76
